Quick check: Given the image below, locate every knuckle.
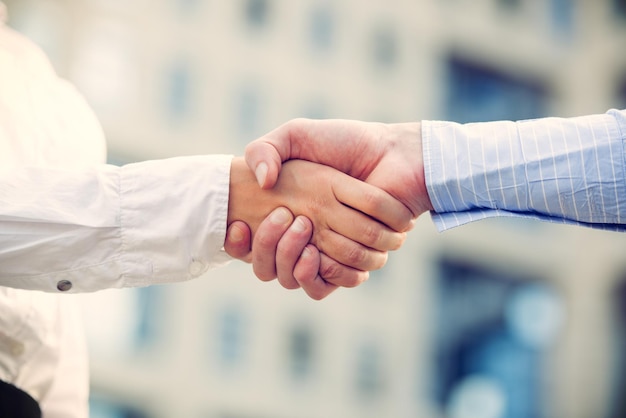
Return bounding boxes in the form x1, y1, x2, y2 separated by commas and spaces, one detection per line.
278, 276, 300, 290
319, 261, 342, 281
362, 223, 384, 247
341, 270, 369, 288
361, 188, 385, 213
252, 264, 276, 282
344, 246, 368, 267
256, 232, 279, 250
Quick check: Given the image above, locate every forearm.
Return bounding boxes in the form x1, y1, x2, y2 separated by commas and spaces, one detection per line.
423, 109, 626, 230
0, 155, 233, 292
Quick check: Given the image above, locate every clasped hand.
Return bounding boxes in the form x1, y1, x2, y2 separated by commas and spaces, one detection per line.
225, 156, 413, 299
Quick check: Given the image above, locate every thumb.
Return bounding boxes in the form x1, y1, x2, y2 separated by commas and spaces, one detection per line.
245, 118, 311, 189
244, 140, 284, 189
224, 221, 252, 262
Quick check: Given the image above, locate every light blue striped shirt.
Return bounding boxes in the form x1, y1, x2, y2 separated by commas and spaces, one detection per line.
423, 109, 626, 231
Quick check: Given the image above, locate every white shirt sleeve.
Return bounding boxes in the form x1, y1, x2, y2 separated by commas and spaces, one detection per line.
0, 154, 234, 292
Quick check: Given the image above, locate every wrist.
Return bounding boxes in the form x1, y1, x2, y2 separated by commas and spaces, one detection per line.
228, 157, 272, 231
389, 121, 434, 215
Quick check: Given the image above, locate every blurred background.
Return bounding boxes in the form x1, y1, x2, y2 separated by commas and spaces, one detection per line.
4, 0, 626, 417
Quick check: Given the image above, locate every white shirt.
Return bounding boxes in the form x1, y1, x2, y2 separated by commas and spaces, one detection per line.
0, 8, 233, 417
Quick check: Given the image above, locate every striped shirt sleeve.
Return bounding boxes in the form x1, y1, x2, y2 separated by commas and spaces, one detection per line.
423, 109, 626, 232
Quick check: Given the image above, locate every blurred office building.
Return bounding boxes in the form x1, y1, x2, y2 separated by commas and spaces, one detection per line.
4, 0, 626, 417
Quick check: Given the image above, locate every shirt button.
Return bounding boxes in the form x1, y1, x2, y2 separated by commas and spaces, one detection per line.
57, 280, 73, 292
189, 260, 206, 276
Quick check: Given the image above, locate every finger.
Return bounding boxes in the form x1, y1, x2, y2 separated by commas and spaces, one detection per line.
312, 229, 388, 271
295, 245, 339, 300
326, 204, 407, 251
332, 175, 414, 232
224, 221, 252, 263
245, 118, 317, 189
275, 216, 314, 290
245, 119, 307, 189
252, 207, 294, 281
292, 244, 321, 292
317, 253, 370, 288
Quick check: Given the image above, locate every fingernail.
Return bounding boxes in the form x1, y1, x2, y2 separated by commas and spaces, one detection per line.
300, 246, 312, 258
270, 207, 291, 225
290, 216, 307, 233
255, 162, 268, 188
229, 224, 245, 242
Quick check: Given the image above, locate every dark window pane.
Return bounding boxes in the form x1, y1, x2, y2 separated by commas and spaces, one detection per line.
445, 56, 548, 123
430, 257, 563, 418
371, 25, 397, 68
288, 325, 314, 379
244, 0, 270, 27
166, 61, 192, 120
218, 307, 245, 366
497, 0, 521, 9
614, 0, 626, 18
354, 341, 384, 398
309, 6, 334, 50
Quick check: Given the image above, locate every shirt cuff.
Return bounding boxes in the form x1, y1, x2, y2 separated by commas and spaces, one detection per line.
118, 154, 233, 288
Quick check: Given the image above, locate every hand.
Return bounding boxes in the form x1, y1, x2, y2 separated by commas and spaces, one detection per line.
225, 210, 337, 300
226, 157, 412, 299
244, 118, 434, 218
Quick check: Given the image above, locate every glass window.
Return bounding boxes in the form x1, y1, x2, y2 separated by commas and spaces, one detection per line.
165, 60, 193, 120
90, 396, 148, 418
497, 0, 521, 10
445, 56, 548, 123
217, 306, 246, 367
174, 0, 200, 15
370, 25, 397, 69
430, 257, 563, 418
134, 286, 163, 349
288, 325, 314, 379
235, 85, 262, 139
549, 0, 574, 38
608, 277, 626, 417
619, 76, 626, 109
309, 5, 334, 50
614, 0, 626, 19
354, 341, 384, 398
244, 0, 270, 28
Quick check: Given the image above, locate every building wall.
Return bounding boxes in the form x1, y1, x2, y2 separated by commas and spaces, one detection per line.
4, 1, 626, 417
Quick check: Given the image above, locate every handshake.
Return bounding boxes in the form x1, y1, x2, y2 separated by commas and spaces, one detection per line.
223, 118, 433, 300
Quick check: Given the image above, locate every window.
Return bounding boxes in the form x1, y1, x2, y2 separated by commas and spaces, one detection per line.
614, 0, 626, 19
445, 56, 548, 123
90, 396, 148, 418
430, 257, 562, 418
309, 5, 334, 50
370, 24, 398, 69
354, 341, 385, 398
288, 325, 315, 379
497, 0, 521, 10
244, 0, 270, 28
549, 0, 574, 38
217, 307, 246, 367
165, 60, 193, 121
134, 286, 163, 349
235, 84, 262, 139
608, 277, 626, 417
619, 76, 626, 109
